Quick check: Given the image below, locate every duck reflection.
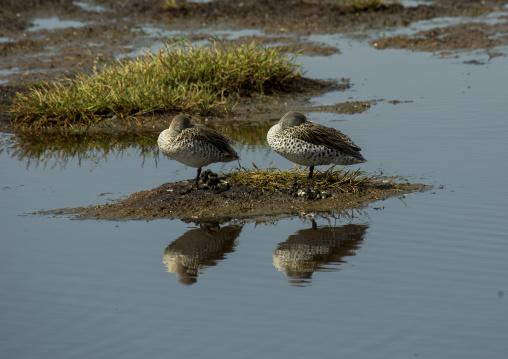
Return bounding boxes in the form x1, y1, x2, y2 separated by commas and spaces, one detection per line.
273, 222, 369, 286
163, 223, 243, 285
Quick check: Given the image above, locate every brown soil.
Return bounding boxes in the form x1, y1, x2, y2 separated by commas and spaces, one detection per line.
47, 175, 426, 223
371, 21, 508, 56
1, 1, 506, 73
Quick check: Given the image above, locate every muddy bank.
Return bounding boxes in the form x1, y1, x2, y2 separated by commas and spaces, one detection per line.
1, 1, 506, 79
1, 0, 507, 127
371, 21, 508, 56
45, 172, 426, 223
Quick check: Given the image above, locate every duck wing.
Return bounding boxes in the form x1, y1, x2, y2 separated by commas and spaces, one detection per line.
194, 126, 239, 158
291, 122, 362, 156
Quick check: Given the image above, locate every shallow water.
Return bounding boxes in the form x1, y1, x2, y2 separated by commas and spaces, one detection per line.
2, 18, 508, 359
28, 17, 90, 32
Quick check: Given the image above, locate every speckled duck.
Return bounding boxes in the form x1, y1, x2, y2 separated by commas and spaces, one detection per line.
267, 111, 366, 179
158, 115, 239, 183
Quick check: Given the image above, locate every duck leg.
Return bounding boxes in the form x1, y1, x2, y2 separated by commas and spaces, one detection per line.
195, 167, 202, 184
308, 166, 314, 180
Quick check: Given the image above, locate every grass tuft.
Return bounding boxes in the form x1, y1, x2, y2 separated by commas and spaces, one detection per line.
10, 38, 302, 128
346, 0, 392, 12
229, 163, 371, 193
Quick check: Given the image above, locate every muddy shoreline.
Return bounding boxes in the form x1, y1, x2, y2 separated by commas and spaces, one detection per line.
1, 0, 507, 131
44, 173, 426, 223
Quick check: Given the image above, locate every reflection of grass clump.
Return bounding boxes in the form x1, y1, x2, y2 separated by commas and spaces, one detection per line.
209, 121, 273, 148
10, 39, 302, 128
0, 121, 271, 169
2, 131, 158, 168
229, 164, 373, 193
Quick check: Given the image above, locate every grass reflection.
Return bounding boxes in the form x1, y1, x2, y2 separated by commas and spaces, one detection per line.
1, 131, 159, 169
0, 121, 272, 168
207, 120, 272, 150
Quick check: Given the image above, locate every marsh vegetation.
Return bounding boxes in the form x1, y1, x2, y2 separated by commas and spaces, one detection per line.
10, 39, 302, 128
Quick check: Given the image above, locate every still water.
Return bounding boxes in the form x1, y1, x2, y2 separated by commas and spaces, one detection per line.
1, 28, 508, 359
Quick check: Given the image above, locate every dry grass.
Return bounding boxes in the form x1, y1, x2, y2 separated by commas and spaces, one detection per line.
229, 163, 373, 193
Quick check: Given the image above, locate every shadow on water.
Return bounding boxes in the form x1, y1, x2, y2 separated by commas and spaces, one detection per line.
273, 221, 369, 287
0, 121, 273, 168
162, 222, 243, 285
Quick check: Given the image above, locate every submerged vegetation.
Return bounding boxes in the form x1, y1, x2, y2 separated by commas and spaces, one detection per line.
10, 39, 302, 128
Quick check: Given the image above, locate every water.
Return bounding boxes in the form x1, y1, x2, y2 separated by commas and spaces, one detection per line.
2, 23, 508, 359
28, 17, 89, 32
73, 1, 109, 13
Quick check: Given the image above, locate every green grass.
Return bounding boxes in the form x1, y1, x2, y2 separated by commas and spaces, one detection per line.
10, 38, 302, 128
346, 0, 392, 12
229, 163, 373, 193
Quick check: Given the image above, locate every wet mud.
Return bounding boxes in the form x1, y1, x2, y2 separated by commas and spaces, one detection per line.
371, 21, 508, 56
1, 1, 507, 82
46, 172, 426, 223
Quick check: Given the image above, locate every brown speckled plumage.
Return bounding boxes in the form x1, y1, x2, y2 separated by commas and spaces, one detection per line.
267, 111, 366, 178
158, 115, 239, 183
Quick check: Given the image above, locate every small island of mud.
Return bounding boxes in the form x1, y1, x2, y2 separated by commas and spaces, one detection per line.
49, 170, 426, 222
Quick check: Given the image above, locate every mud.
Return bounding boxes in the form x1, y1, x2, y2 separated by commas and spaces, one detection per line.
372, 21, 508, 56
45, 173, 426, 223
2, 0, 507, 86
